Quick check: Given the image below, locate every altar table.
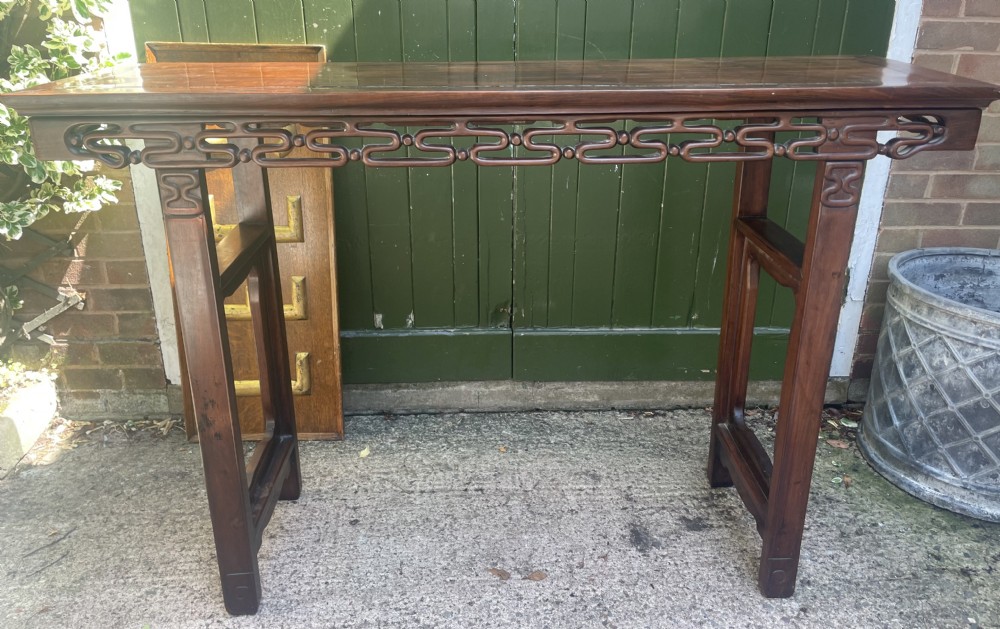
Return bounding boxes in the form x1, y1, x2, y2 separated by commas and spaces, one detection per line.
4, 56, 998, 614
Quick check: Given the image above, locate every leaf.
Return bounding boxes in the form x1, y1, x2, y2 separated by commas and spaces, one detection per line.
523, 570, 547, 581
358, 446, 370, 458
73, 0, 92, 20
498, 445, 507, 453
840, 418, 859, 429
842, 474, 854, 488
487, 568, 510, 581
826, 439, 850, 449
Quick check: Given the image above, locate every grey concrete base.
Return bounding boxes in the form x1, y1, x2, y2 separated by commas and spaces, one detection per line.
344, 378, 850, 415
57, 379, 853, 423
2, 409, 997, 628
848, 377, 872, 403
0, 379, 57, 478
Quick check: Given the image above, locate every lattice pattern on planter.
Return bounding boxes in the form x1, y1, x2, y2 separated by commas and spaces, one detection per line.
866, 303, 1000, 487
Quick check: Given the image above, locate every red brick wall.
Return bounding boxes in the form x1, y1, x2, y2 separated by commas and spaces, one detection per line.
851, 0, 1000, 391
4, 167, 176, 419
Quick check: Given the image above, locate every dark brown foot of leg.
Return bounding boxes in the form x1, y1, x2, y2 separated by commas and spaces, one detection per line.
221, 570, 263, 615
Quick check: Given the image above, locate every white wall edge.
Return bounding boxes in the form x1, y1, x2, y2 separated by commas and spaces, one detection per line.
830, 0, 923, 379
103, 1, 180, 384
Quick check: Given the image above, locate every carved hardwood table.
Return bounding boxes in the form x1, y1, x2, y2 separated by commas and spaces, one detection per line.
4, 56, 997, 614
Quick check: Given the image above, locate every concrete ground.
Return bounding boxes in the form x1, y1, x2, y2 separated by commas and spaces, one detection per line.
0, 409, 997, 629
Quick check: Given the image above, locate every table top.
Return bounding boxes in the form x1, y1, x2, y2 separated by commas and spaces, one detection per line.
4, 56, 998, 118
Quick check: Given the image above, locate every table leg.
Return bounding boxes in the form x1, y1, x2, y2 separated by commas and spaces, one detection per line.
232, 148, 302, 500
709, 158, 772, 486
247, 242, 302, 500
156, 167, 262, 614
758, 159, 865, 596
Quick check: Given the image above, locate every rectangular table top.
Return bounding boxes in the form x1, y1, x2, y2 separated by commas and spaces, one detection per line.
5, 56, 998, 118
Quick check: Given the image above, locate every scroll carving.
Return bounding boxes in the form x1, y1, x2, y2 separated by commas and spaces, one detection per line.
67, 112, 950, 170
157, 170, 205, 217
820, 163, 865, 209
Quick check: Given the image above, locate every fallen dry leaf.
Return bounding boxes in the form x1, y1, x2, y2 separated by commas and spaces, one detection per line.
523, 570, 547, 581
498, 445, 508, 453
842, 474, 854, 488
359, 446, 371, 458
826, 439, 851, 449
487, 568, 510, 581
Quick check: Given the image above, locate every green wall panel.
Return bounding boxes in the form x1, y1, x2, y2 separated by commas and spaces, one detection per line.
514, 329, 788, 382
341, 330, 511, 383
130, 0, 895, 383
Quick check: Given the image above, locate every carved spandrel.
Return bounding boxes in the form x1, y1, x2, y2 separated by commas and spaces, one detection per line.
68, 112, 952, 170
820, 163, 865, 209
156, 170, 208, 218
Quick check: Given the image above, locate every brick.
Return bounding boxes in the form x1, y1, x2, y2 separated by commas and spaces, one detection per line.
39, 259, 106, 287
117, 313, 158, 338
120, 368, 167, 390
851, 357, 875, 381
57, 390, 106, 417
930, 174, 1000, 199
86, 288, 154, 312
974, 144, 1000, 170
865, 280, 890, 306
93, 203, 140, 231
98, 341, 163, 367
859, 304, 885, 334
892, 149, 975, 172
965, 0, 1000, 17
924, 0, 964, 17
919, 227, 1000, 248
102, 390, 170, 418
30, 209, 95, 237
881, 201, 963, 226
855, 332, 880, 356
64, 343, 100, 366
963, 202, 1000, 225
45, 313, 117, 340
876, 227, 921, 253
77, 232, 145, 259
7, 342, 50, 364
917, 21, 1000, 51
62, 367, 122, 390
982, 114, 1000, 142
166, 384, 184, 414
105, 260, 149, 285
2, 236, 54, 259
869, 253, 895, 282
885, 174, 930, 199
912, 52, 957, 74
956, 53, 1000, 83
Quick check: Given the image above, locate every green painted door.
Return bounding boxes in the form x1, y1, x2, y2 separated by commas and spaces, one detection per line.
130, 0, 895, 384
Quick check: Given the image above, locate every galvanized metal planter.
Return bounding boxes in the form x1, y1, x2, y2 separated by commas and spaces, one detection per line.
861, 248, 1000, 522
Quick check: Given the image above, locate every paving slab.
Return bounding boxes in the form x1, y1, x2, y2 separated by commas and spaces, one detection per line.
0, 410, 997, 628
